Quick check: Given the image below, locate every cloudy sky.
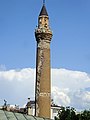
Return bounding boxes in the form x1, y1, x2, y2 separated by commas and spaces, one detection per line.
0, 0, 90, 111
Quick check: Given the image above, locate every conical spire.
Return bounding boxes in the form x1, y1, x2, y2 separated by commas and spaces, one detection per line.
39, 4, 48, 16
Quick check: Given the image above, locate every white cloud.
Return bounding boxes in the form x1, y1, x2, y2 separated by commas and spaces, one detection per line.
52, 86, 70, 106
0, 68, 90, 110
51, 69, 90, 90
0, 68, 35, 106
0, 68, 35, 81
51, 68, 90, 110
70, 90, 90, 110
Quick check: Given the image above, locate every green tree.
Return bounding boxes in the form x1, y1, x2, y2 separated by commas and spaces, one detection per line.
55, 107, 90, 120
79, 110, 90, 120
55, 106, 79, 120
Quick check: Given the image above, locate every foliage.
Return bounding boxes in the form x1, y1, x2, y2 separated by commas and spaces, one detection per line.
55, 106, 90, 120
79, 110, 90, 120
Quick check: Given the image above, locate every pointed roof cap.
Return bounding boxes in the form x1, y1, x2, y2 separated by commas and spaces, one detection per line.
39, 4, 48, 16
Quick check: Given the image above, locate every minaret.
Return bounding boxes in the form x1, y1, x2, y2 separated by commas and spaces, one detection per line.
35, 2, 52, 118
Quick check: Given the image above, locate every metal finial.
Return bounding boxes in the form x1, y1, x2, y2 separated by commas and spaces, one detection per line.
43, 0, 45, 5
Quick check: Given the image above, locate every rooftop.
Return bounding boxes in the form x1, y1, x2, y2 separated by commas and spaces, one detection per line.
0, 110, 51, 120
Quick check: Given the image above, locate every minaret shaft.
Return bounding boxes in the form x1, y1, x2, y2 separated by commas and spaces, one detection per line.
35, 45, 51, 118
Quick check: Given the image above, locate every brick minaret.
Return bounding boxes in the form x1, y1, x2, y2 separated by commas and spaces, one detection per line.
35, 3, 52, 118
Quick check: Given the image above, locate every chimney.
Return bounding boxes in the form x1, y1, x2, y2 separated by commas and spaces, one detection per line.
26, 98, 32, 115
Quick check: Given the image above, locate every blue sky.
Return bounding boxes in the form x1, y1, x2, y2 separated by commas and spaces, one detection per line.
0, 0, 90, 72
0, 0, 90, 111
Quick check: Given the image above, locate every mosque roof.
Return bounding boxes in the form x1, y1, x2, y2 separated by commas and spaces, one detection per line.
0, 110, 50, 120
